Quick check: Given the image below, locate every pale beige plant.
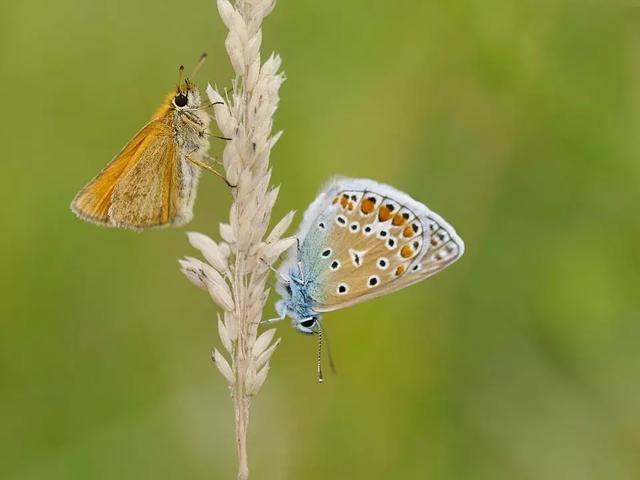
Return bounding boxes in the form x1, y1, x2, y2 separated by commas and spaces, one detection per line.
178, 0, 293, 478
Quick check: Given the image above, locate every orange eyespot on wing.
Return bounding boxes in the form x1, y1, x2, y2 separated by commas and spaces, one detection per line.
71, 120, 180, 229
360, 197, 376, 214
378, 205, 392, 222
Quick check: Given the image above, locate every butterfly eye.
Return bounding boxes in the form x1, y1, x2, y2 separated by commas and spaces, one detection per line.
300, 318, 316, 328
174, 93, 188, 107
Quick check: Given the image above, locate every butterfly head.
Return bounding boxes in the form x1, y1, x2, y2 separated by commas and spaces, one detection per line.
294, 315, 320, 335
172, 52, 208, 111
154, 66, 204, 121
276, 278, 321, 335
173, 70, 202, 110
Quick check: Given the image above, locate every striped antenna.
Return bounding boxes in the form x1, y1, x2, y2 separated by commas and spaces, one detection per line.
190, 52, 208, 79
177, 65, 185, 88
316, 322, 337, 383
317, 328, 324, 383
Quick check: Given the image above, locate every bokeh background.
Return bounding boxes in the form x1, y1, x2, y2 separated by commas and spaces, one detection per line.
2, 0, 640, 478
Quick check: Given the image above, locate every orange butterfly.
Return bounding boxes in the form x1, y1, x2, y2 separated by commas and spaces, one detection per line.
71, 54, 229, 230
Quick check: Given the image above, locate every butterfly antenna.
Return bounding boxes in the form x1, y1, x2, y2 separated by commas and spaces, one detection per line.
317, 328, 324, 384
178, 65, 185, 88
190, 52, 208, 79
316, 322, 337, 383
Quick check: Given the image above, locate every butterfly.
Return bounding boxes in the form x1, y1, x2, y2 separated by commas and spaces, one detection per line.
272, 177, 464, 344
71, 53, 230, 231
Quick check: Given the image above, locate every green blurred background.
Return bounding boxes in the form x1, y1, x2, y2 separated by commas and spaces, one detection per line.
2, 0, 640, 478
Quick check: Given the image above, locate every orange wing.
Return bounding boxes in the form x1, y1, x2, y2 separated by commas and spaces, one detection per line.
107, 126, 180, 229
71, 120, 177, 228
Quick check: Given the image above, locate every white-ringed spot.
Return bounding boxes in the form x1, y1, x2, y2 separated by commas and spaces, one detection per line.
330, 260, 340, 271
368, 275, 380, 288
377, 257, 389, 270
336, 215, 347, 227
321, 248, 332, 258
337, 283, 349, 295
349, 222, 360, 233
349, 249, 366, 267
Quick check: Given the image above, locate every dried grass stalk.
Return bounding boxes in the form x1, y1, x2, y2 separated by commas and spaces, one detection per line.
179, 0, 292, 478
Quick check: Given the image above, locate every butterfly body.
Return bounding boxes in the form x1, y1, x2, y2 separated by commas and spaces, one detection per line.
71, 63, 212, 230
275, 275, 319, 333
276, 178, 465, 334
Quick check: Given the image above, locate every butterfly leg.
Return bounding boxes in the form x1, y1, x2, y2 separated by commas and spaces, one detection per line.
259, 257, 291, 284
260, 316, 285, 325
202, 153, 224, 167
200, 130, 232, 141
203, 100, 225, 110
186, 153, 236, 188
292, 238, 306, 284
184, 101, 224, 112
200, 131, 232, 141
261, 302, 288, 325
181, 111, 231, 140
211, 133, 232, 141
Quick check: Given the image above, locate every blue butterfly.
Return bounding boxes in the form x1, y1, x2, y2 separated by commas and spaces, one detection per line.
271, 177, 465, 343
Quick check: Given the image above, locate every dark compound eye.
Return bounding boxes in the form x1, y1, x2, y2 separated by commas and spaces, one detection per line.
174, 93, 188, 107
300, 318, 316, 328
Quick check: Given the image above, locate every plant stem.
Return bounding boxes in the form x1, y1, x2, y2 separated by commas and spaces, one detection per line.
233, 263, 250, 480
184, 1, 290, 478
234, 373, 249, 479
